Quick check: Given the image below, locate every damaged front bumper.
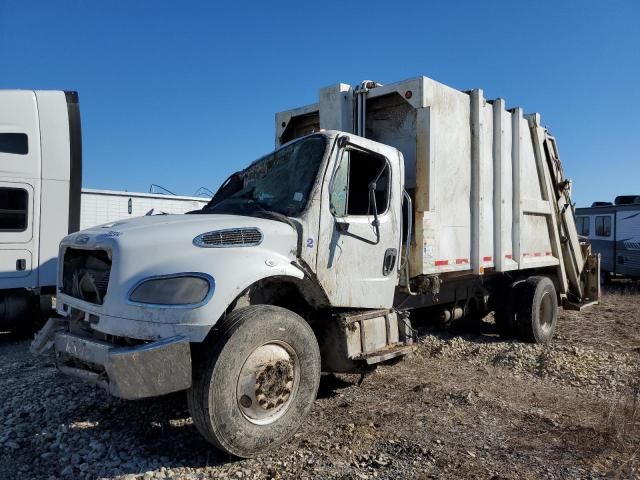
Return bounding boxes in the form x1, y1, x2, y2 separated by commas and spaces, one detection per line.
31, 318, 192, 400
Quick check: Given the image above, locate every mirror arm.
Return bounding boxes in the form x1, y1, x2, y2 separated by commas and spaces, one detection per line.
368, 183, 380, 242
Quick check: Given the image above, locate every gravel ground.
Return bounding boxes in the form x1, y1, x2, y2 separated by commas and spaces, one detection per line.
1, 283, 639, 479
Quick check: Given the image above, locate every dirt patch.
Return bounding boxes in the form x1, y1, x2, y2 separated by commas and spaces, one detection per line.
1, 285, 639, 479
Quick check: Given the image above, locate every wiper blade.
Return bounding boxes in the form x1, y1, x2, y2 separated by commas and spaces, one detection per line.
248, 209, 302, 257
231, 186, 256, 201
241, 200, 298, 232
247, 205, 297, 230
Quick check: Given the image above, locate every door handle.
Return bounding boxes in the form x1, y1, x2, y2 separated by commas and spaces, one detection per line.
383, 248, 397, 276
16, 259, 26, 271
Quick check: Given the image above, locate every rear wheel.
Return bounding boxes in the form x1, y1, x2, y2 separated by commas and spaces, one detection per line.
515, 276, 558, 344
187, 305, 321, 458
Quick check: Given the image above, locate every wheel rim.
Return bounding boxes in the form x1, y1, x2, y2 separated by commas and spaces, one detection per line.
236, 341, 300, 425
538, 291, 554, 331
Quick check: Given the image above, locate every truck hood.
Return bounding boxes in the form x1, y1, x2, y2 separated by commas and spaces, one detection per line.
79, 213, 293, 237
69, 213, 298, 253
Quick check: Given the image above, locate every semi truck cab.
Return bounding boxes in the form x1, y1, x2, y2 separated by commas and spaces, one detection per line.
0, 90, 81, 330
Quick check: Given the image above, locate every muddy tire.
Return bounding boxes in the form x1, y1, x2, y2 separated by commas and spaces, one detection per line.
187, 305, 321, 458
515, 276, 558, 344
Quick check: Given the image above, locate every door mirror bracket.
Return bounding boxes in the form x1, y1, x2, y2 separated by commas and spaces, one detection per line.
337, 136, 350, 148
335, 221, 350, 233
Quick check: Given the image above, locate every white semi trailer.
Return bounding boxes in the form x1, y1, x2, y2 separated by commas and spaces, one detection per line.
33, 76, 600, 457
0, 90, 209, 331
79, 189, 209, 230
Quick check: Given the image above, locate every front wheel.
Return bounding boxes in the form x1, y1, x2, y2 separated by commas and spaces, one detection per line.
187, 305, 321, 458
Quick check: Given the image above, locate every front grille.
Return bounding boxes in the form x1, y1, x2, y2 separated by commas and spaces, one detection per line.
61, 248, 112, 305
193, 228, 263, 248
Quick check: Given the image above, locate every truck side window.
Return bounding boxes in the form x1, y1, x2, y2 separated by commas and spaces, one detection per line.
0, 133, 28, 155
0, 187, 28, 231
595, 216, 611, 237
330, 149, 390, 217
576, 216, 589, 236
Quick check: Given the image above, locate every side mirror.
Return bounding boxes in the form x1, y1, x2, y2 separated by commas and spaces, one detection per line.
335, 220, 350, 233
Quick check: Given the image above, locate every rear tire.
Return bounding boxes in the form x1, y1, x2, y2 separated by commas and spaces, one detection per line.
187, 305, 321, 458
515, 276, 558, 344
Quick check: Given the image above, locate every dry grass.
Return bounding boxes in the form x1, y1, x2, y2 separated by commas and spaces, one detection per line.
603, 386, 640, 478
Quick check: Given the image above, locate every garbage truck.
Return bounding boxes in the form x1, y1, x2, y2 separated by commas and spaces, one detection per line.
32, 76, 600, 457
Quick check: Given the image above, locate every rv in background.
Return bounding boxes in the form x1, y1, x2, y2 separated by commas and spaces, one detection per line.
576, 196, 640, 282
0, 90, 209, 331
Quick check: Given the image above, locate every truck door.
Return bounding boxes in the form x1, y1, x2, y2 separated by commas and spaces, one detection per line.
315, 136, 403, 308
0, 92, 41, 289
0, 183, 34, 279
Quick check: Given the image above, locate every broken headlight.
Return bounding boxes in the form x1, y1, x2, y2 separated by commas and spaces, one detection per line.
128, 273, 213, 306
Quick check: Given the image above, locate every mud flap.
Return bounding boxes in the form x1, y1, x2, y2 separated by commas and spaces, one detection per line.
582, 253, 601, 302
564, 253, 601, 311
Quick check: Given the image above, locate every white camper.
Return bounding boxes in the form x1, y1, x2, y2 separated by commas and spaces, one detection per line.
576, 196, 640, 281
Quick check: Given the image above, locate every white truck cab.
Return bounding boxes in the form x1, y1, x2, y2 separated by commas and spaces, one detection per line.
0, 90, 81, 330
0, 91, 208, 332
33, 76, 600, 458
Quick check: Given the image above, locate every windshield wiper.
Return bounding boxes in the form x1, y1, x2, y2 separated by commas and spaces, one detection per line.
196, 189, 298, 232
245, 201, 298, 231
246, 203, 302, 258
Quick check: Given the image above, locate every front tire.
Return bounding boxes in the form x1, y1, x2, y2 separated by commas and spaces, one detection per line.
187, 305, 321, 458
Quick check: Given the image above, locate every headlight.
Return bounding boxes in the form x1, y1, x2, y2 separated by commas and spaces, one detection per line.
128, 273, 213, 306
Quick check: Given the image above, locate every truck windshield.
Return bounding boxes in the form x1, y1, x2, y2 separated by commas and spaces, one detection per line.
201, 135, 327, 217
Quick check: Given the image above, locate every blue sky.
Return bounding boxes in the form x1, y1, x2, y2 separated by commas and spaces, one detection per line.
1, 0, 638, 207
